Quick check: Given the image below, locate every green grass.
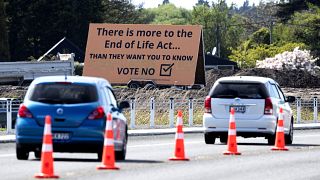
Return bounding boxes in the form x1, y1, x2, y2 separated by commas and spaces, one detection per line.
124, 108, 203, 129
291, 106, 320, 123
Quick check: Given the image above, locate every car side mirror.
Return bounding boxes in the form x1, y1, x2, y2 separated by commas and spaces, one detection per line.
119, 101, 130, 109
286, 96, 296, 103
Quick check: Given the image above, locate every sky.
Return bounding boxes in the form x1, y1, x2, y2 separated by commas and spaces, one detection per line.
131, 0, 262, 9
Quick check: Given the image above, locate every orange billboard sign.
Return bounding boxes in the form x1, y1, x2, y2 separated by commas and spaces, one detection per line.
83, 23, 205, 86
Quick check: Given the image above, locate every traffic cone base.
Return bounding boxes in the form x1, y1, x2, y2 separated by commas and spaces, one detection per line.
34, 173, 59, 179
223, 151, 241, 155
169, 157, 189, 161
96, 165, 119, 170
271, 147, 288, 151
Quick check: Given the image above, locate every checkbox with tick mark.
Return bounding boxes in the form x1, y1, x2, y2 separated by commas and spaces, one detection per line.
160, 63, 175, 76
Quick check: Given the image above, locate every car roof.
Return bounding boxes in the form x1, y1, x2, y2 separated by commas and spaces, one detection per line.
217, 76, 277, 84
30, 76, 112, 87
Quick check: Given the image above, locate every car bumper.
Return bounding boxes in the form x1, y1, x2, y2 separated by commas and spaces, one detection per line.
15, 118, 123, 152
203, 113, 278, 137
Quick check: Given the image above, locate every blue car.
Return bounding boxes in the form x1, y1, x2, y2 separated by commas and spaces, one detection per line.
16, 76, 129, 160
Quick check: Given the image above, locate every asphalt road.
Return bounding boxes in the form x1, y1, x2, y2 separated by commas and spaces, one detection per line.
1, 130, 320, 180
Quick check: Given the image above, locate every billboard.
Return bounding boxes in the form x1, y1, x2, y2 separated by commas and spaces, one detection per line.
83, 24, 205, 86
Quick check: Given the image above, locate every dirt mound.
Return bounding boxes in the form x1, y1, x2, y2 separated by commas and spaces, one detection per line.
234, 68, 320, 88
1, 68, 320, 100
0, 86, 28, 99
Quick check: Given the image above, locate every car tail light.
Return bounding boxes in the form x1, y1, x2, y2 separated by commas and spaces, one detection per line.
204, 96, 212, 113
88, 106, 105, 120
264, 97, 273, 115
18, 104, 33, 118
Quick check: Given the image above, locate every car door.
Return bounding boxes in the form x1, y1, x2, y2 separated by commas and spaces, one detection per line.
275, 85, 292, 131
103, 86, 127, 145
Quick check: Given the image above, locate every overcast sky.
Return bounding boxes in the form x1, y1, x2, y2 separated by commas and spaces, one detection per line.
131, 0, 263, 9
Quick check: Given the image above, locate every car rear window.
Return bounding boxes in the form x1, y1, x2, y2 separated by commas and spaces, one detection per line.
29, 83, 98, 104
210, 82, 268, 99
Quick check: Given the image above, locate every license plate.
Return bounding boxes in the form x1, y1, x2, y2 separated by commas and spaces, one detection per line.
230, 106, 246, 113
52, 133, 70, 141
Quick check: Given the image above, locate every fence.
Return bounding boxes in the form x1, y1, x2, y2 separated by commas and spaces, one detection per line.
0, 98, 23, 133
0, 97, 319, 132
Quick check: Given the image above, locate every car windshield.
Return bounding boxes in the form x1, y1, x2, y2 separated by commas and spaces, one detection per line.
29, 83, 98, 104
211, 82, 268, 99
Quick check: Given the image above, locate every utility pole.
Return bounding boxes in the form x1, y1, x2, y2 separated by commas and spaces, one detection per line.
216, 25, 221, 57
269, 21, 273, 44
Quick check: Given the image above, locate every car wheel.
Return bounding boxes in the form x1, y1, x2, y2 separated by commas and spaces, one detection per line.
220, 135, 228, 144
34, 150, 41, 159
144, 83, 156, 90
97, 150, 103, 161
204, 133, 216, 144
128, 82, 140, 89
16, 145, 29, 160
285, 120, 293, 145
267, 135, 276, 145
115, 129, 127, 161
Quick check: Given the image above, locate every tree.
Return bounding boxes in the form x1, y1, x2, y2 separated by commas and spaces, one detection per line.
149, 3, 191, 25
162, 0, 169, 5
276, 0, 320, 22
229, 25, 307, 68
102, 0, 141, 24
6, 0, 140, 61
0, 0, 9, 60
191, 0, 245, 58
196, 0, 209, 7
289, 6, 320, 56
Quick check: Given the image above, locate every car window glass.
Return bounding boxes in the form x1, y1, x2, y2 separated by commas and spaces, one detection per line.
29, 83, 98, 104
270, 84, 280, 99
211, 83, 268, 99
276, 85, 285, 101
106, 87, 117, 107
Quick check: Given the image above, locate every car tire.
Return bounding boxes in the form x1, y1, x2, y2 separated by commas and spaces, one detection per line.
267, 135, 276, 145
144, 83, 156, 90
220, 135, 228, 144
34, 150, 41, 159
285, 119, 293, 145
204, 133, 216, 144
16, 145, 29, 160
97, 151, 103, 161
115, 128, 127, 161
128, 82, 140, 89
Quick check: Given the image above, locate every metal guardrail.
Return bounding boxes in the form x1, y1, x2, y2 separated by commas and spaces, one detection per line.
0, 97, 319, 132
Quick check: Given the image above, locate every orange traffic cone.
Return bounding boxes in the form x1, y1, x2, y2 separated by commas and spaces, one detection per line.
169, 110, 189, 161
271, 107, 288, 151
97, 113, 119, 170
34, 115, 59, 178
223, 108, 241, 155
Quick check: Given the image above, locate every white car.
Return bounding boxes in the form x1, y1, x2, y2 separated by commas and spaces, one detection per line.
203, 76, 295, 145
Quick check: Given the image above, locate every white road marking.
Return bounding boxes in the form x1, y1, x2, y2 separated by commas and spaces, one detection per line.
128, 141, 202, 148
294, 134, 320, 138
1, 133, 319, 158
0, 154, 15, 158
